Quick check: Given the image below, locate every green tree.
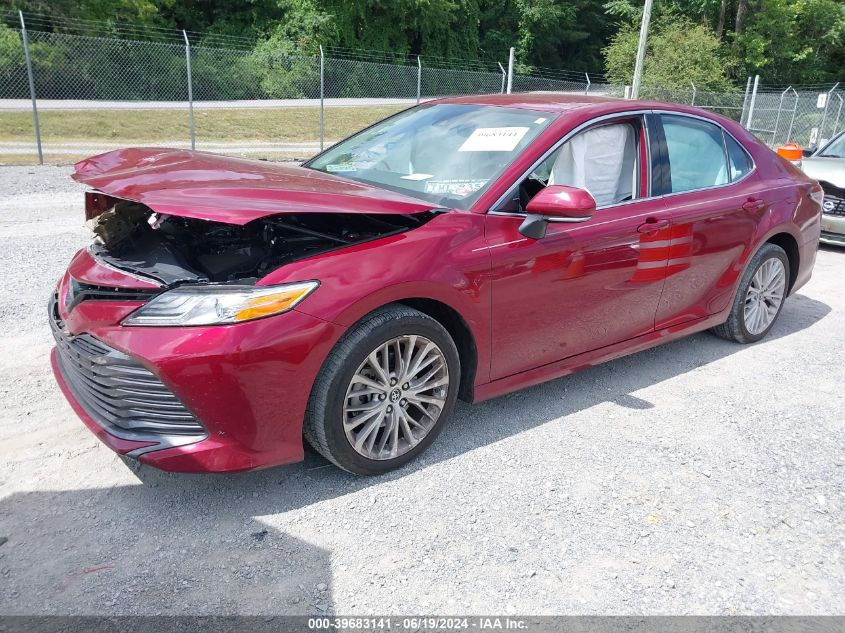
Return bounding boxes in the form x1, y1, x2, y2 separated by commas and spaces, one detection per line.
603, 15, 735, 90
247, 20, 323, 98
514, 0, 615, 71
258, 0, 337, 54
9, 0, 165, 30
0, 24, 28, 98
734, 0, 845, 83
8, 0, 843, 88
326, 0, 482, 61
603, 0, 844, 85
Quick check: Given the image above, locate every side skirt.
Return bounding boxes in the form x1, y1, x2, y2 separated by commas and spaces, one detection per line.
472, 312, 727, 403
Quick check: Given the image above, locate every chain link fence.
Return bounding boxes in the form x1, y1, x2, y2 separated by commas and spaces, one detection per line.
0, 20, 35, 160
744, 84, 845, 149
1, 17, 843, 165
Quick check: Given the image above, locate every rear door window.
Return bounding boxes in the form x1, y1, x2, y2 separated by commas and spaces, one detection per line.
661, 115, 729, 193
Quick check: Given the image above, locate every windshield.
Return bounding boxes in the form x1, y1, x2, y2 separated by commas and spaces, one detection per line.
818, 131, 845, 158
307, 104, 554, 208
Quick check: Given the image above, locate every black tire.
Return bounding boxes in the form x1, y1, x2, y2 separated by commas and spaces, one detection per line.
303, 304, 460, 475
710, 242, 790, 344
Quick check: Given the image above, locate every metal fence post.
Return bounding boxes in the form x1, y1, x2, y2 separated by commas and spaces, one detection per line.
786, 87, 798, 142
819, 82, 839, 143
773, 86, 790, 146
690, 82, 696, 106
182, 30, 195, 151
416, 56, 421, 104
506, 47, 514, 94
584, 72, 591, 96
740, 76, 752, 126
319, 45, 325, 152
746, 75, 760, 131
832, 92, 844, 139
19, 11, 42, 165
497, 62, 506, 94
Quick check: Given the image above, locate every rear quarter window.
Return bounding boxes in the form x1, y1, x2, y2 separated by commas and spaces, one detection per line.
725, 134, 753, 181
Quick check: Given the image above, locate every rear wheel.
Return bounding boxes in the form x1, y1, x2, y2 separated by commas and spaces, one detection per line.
710, 243, 789, 343
304, 305, 460, 475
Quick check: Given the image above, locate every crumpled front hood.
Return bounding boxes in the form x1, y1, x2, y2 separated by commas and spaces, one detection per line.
801, 157, 845, 188
73, 148, 437, 225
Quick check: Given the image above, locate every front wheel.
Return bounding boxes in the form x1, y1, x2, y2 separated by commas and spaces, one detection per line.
710, 243, 790, 344
303, 305, 460, 475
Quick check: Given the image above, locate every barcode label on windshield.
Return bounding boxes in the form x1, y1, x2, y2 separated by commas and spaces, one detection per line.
458, 127, 530, 152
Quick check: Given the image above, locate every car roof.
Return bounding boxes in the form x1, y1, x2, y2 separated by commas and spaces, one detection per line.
425, 92, 753, 137
427, 92, 626, 113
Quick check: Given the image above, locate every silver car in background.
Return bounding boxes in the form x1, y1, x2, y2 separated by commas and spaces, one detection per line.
801, 130, 845, 246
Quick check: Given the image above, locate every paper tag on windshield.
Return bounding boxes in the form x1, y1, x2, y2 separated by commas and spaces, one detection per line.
424, 179, 487, 196
401, 173, 433, 180
326, 163, 359, 173
458, 127, 530, 152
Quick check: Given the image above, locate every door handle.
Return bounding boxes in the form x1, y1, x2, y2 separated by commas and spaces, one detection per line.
637, 218, 670, 234
742, 198, 765, 212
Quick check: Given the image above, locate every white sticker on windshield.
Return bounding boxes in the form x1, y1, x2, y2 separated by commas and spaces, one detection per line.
401, 173, 433, 180
458, 127, 530, 152
325, 163, 359, 173
424, 179, 487, 197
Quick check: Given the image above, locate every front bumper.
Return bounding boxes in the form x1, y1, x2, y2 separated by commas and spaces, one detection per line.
50, 302, 208, 457
49, 274, 343, 472
820, 213, 845, 246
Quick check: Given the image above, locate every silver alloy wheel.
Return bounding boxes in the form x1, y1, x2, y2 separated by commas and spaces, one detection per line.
743, 257, 786, 335
343, 335, 449, 460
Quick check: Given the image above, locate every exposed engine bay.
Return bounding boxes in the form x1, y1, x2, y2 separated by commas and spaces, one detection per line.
88, 197, 436, 287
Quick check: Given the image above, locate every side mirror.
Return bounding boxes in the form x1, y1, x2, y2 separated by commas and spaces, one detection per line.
802, 148, 815, 157
519, 185, 596, 239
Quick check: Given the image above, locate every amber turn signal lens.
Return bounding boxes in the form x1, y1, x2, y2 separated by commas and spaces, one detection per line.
233, 286, 316, 321
777, 143, 803, 162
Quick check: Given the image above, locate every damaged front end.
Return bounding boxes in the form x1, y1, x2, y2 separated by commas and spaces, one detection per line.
84, 191, 437, 289
51, 150, 444, 471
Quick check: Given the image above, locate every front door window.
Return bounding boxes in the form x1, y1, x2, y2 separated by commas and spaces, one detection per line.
497, 121, 640, 213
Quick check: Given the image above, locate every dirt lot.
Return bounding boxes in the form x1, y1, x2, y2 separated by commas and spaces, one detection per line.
1, 165, 843, 615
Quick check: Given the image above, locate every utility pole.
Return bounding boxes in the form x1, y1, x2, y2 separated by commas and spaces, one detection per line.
506, 47, 515, 94
19, 11, 42, 164
416, 56, 422, 104
183, 30, 195, 150
319, 45, 325, 151
630, 0, 653, 100
746, 75, 760, 131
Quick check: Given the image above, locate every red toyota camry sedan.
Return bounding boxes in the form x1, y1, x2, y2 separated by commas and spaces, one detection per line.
50, 94, 822, 475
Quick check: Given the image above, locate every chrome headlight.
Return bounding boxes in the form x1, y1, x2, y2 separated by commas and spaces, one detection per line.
122, 281, 319, 326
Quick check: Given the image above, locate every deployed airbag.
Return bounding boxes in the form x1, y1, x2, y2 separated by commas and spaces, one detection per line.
550, 123, 636, 207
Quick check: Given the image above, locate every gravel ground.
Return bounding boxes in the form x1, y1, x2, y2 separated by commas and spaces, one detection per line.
0, 165, 843, 616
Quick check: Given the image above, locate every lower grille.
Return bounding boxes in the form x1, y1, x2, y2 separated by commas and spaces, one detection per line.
50, 294, 206, 440
822, 194, 845, 217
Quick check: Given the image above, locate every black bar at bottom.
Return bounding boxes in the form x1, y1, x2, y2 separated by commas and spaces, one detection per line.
1, 616, 844, 633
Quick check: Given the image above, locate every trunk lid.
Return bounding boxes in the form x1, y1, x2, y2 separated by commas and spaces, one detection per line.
73, 148, 437, 225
